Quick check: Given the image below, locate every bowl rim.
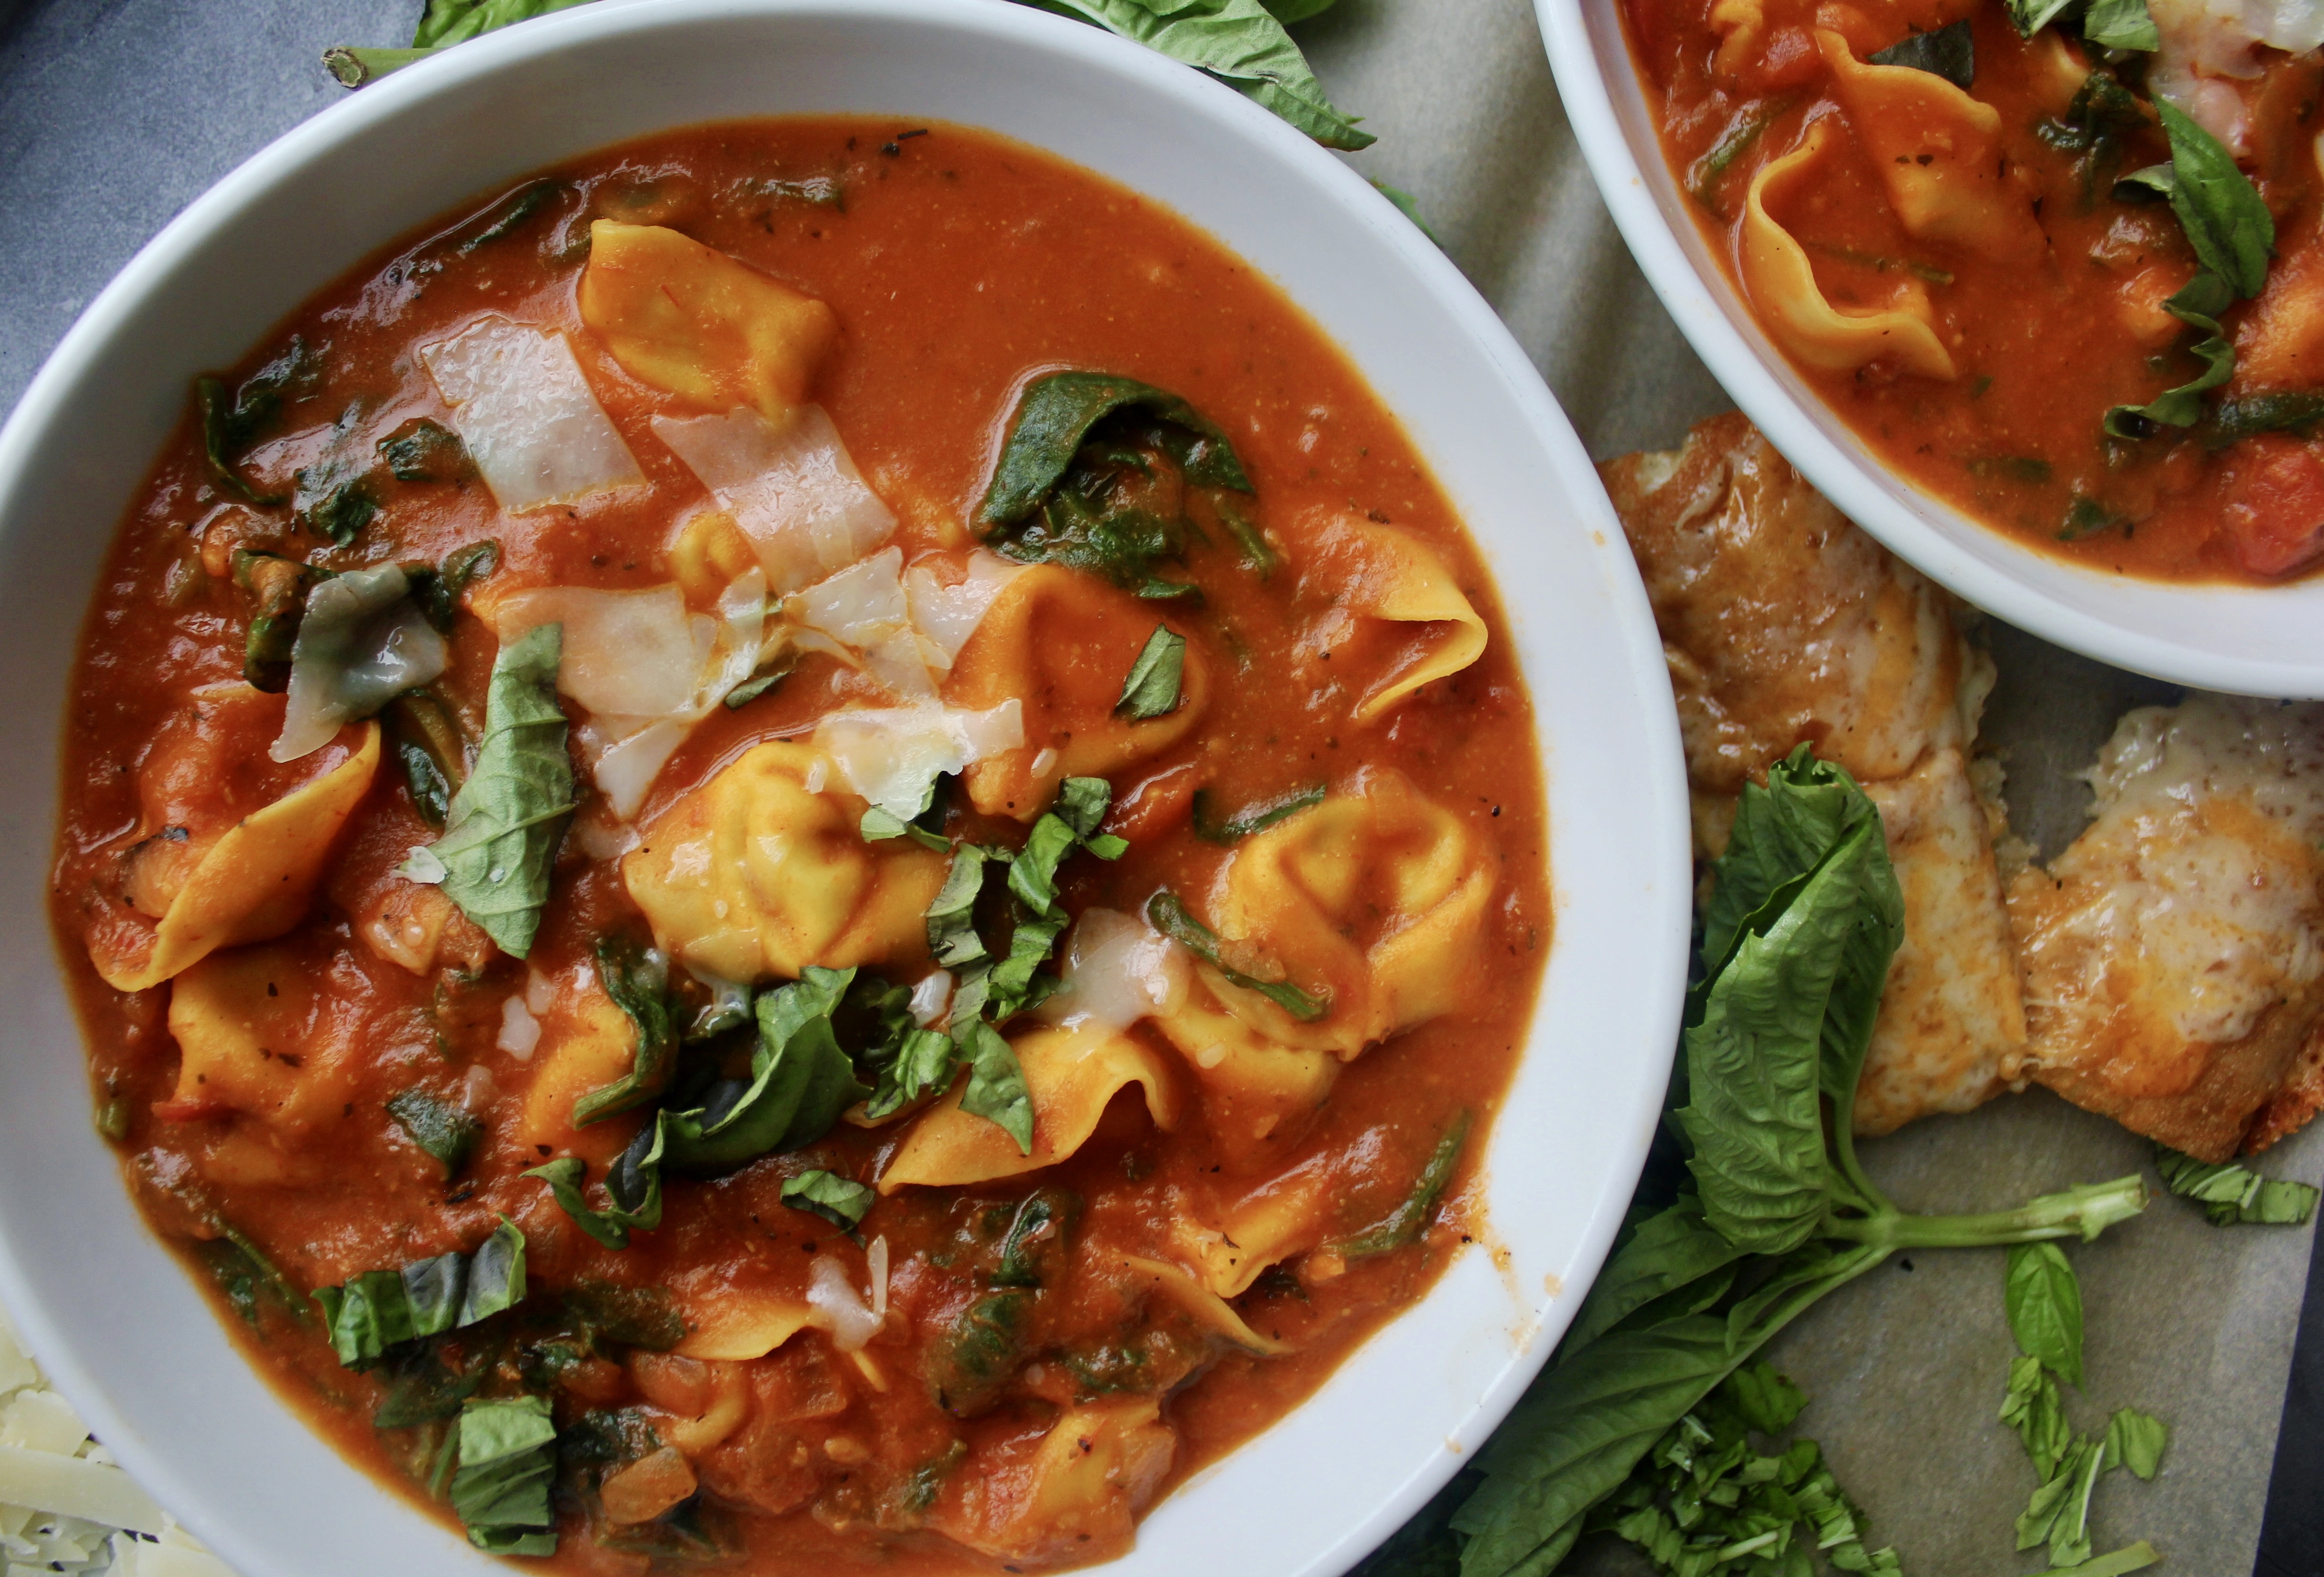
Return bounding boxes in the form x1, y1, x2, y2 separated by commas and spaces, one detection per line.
1536, 0, 2324, 698
0, 3, 1691, 1574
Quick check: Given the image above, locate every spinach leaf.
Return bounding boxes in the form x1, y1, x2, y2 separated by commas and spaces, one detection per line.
2060, 493, 2131, 540
1148, 889, 1328, 1020
1116, 625, 1188, 719
2158, 100, 2273, 298
1335, 1110, 1469, 1257
2207, 389, 2324, 449
454, 179, 565, 254
2104, 1407, 2168, 1479
312, 1218, 527, 1369
231, 550, 329, 693
781, 1169, 876, 1232
378, 416, 472, 483
418, 622, 574, 959
404, 539, 500, 634
386, 1088, 482, 1176
2104, 269, 2236, 437
1684, 95, 1794, 213
528, 1114, 668, 1250
955, 1017, 1036, 1154
1560, 1193, 1751, 1351
387, 689, 466, 827
2006, 1240, 2086, 1387
1192, 781, 1324, 844
2002, 1352, 2076, 1478
662, 969, 870, 1171
2154, 1145, 2320, 1223
451, 1394, 559, 1556
977, 371, 1253, 595
293, 464, 378, 548
2037, 69, 2147, 206
1868, 20, 1972, 88
195, 336, 320, 504
571, 936, 679, 1126
2084, 0, 2161, 49
1033, 0, 1373, 151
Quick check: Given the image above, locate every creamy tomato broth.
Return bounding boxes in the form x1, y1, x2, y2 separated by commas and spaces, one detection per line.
1626, 0, 2324, 580
51, 118, 1548, 1572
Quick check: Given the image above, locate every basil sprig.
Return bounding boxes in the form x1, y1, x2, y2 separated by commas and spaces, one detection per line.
1368, 748, 2151, 1576
415, 622, 575, 959
782, 1169, 877, 1232
313, 1218, 527, 1369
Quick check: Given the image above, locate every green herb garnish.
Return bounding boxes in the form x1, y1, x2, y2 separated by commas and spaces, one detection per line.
571, 935, 680, 1126
2154, 1146, 2321, 1224
1867, 19, 1973, 87
1147, 889, 1328, 1021
450, 1394, 559, 1555
1115, 625, 1188, 719
313, 1218, 526, 1369
781, 1169, 877, 1232
386, 1088, 483, 1176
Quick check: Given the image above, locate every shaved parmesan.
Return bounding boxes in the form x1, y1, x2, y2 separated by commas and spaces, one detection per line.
868, 1236, 891, 1322
1042, 908, 1191, 1030
806, 1254, 881, 1352
904, 550, 1023, 669
909, 971, 954, 1027
498, 996, 541, 1059
790, 547, 940, 697
815, 700, 1025, 820
654, 406, 895, 592
421, 316, 643, 512
272, 566, 448, 762
0, 1449, 164, 1538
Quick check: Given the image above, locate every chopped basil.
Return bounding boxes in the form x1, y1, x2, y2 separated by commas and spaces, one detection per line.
378, 416, 472, 483
956, 1018, 1035, 1154
1964, 456, 2054, 485
2058, 494, 2129, 541
417, 622, 574, 959
2004, 0, 2077, 36
405, 539, 501, 634
861, 1023, 961, 1121
2038, 71, 2148, 208
927, 844, 999, 969
1867, 20, 1972, 89
386, 1088, 482, 1176
387, 689, 467, 828
1009, 777, 1128, 918
571, 936, 680, 1126
1146, 889, 1328, 1021
2083, 0, 2161, 50
313, 1218, 527, 1369
1684, 96, 1794, 213
1192, 781, 1325, 844
450, 1394, 559, 1555
2154, 1146, 2321, 1224
528, 1113, 669, 1250
781, 1169, 877, 1231
195, 336, 320, 505
2115, 162, 2174, 202
2105, 270, 2236, 437
2206, 390, 2324, 449
455, 179, 566, 255
1334, 1110, 1470, 1257
660, 969, 870, 1172
2158, 100, 2274, 299
1115, 626, 1188, 720
722, 650, 796, 710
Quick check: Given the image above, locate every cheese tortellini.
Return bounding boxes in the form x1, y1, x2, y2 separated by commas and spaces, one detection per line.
947, 565, 1211, 820
622, 740, 947, 982
1296, 515, 1488, 721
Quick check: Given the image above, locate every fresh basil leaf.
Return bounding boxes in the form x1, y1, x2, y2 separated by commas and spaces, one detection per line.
983, 372, 1251, 524
1147, 889, 1328, 1020
1369, 180, 1444, 247
405, 539, 500, 634
1696, 746, 1878, 993
2006, 0, 2079, 36
2156, 1145, 2321, 1224
451, 1393, 559, 1556
386, 1087, 482, 1176
860, 805, 951, 851
2207, 389, 2324, 449
984, 911, 1068, 1023
379, 416, 472, 483
723, 652, 797, 710
1868, 20, 1972, 88
663, 970, 870, 1171
2007, 1240, 2086, 1387
1192, 782, 1325, 844
2115, 161, 2174, 201
2158, 100, 2274, 298
956, 1017, 1035, 1154
1720, 1360, 1807, 1433
2056, 1544, 2163, 1577
571, 935, 679, 1126
1264, 0, 1339, 19
2002, 1352, 2076, 1478
928, 845, 999, 969
1116, 625, 1188, 719
781, 1169, 877, 1231
862, 1025, 961, 1121
2083, 0, 2160, 50
2016, 1434, 2104, 1565
528, 1114, 668, 1250
422, 622, 575, 959
2106, 269, 2236, 436
1561, 1193, 1752, 1351
312, 1218, 527, 1368
196, 336, 320, 504
1335, 1110, 1469, 1256
2102, 1407, 2167, 1479
1008, 778, 1125, 916
1034, 0, 1372, 151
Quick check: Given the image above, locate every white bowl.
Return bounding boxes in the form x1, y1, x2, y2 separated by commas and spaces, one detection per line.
0, 3, 1690, 1573
1539, 0, 2324, 696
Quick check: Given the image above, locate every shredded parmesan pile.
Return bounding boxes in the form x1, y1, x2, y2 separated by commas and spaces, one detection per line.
0, 1306, 237, 1577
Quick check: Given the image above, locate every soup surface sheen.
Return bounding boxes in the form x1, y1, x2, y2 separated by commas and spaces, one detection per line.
51, 117, 1547, 1574
1625, 0, 2324, 582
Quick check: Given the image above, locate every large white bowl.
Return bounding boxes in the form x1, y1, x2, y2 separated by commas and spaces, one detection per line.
0, 3, 1690, 1574
1539, 0, 2324, 696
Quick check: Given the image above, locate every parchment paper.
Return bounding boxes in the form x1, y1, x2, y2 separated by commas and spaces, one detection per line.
0, 0, 2316, 1572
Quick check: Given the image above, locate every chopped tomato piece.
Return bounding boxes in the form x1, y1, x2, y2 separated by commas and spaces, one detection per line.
2219, 433, 2324, 577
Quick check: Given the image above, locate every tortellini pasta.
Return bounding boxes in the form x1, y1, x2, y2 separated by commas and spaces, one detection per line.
579, 221, 840, 419
930, 1397, 1176, 1567
163, 938, 360, 1134
92, 713, 381, 992
516, 977, 649, 1168
1816, 33, 2043, 263
1296, 515, 1488, 721
879, 1022, 1181, 1191
946, 565, 1211, 820
1739, 118, 1958, 381
622, 740, 947, 982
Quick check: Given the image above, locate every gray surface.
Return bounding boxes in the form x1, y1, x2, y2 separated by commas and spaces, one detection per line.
0, 1, 2314, 1574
